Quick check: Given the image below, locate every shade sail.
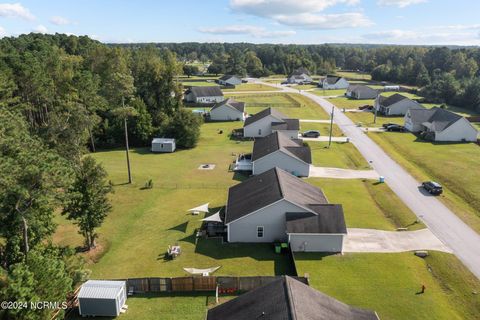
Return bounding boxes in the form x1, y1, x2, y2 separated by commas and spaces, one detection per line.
188, 203, 209, 213
200, 211, 222, 223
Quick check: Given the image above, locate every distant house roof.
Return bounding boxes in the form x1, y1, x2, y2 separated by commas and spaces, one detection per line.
244, 107, 286, 126
219, 74, 241, 81
348, 85, 378, 96
271, 118, 300, 131
206, 276, 379, 320
252, 131, 311, 164
286, 204, 347, 234
377, 93, 411, 107
324, 75, 343, 85
410, 107, 463, 132
289, 67, 310, 77
186, 86, 223, 98
78, 280, 125, 300
225, 167, 328, 224
211, 98, 245, 113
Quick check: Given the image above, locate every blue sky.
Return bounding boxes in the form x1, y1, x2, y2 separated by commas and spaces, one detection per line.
0, 0, 479, 45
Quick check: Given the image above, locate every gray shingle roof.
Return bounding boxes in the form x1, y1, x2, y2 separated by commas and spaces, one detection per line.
244, 107, 287, 126
286, 204, 347, 234
271, 118, 300, 131
289, 67, 310, 77
252, 131, 311, 164
187, 86, 223, 98
349, 85, 378, 96
206, 276, 379, 320
409, 107, 463, 132
325, 75, 342, 85
225, 168, 327, 224
219, 74, 240, 81
211, 98, 245, 112
378, 93, 408, 107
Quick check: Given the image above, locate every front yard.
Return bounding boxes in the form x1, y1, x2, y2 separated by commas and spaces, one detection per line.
222, 83, 279, 92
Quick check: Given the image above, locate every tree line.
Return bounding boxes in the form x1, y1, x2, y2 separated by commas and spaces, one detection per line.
0, 33, 201, 319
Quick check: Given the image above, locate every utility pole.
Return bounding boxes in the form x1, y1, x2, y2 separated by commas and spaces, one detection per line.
328, 106, 334, 148
373, 104, 378, 124
123, 96, 132, 184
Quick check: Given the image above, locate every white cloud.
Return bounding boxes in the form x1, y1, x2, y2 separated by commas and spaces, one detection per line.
377, 0, 427, 8
198, 25, 296, 38
363, 25, 480, 45
33, 24, 47, 33
229, 0, 371, 29
0, 3, 34, 20
49, 15, 70, 25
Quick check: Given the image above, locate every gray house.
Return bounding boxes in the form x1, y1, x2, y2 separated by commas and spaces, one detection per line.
319, 75, 349, 90
252, 131, 311, 177
209, 98, 246, 121
184, 86, 224, 104
286, 67, 312, 84
244, 108, 299, 138
374, 93, 424, 116
346, 85, 379, 100
225, 167, 347, 252
207, 276, 379, 320
151, 138, 176, 153
217, 74, 242, 86
404, 107, 478, 142
78, 280, 127, 317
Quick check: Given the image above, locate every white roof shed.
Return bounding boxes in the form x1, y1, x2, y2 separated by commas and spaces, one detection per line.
78, 280, 127, 317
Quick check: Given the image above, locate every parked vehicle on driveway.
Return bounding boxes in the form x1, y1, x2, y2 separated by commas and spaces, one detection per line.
382, 122, 398, 129
386, 124, 406, 132
422, 181, 443, 195
302, 130, 321, 138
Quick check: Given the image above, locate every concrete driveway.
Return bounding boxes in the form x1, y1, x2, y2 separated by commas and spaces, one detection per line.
343, 228, 452, 253
309, 166, 379, 179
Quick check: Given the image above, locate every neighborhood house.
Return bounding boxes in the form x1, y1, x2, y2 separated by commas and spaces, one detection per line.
225, 167, 347, 253
209, 98, 246, 121
217, 74, 242, 86
207, 276, 379, 320
319, 75, 349, 90
405, 107, 478, 142
184, 86, 224, 104
252, 131, 311, 177
151, 138, 176, 153
286, 67, 312, 84
243, 107, 299, 138
346, 85, 379, 100
374, 93, 424, 116
78, 280, 127, 317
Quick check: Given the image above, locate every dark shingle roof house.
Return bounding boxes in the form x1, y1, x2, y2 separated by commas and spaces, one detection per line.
289, 67, 311, 77
244, 107, 286, 126
286, 204, 347, 234
207, 276, 379, 320
377, 93, 409, 107
211, 98, 245, 113
252, 131, 311, 164
219, 74, 239, 81
347, 85, 379, 99
186, 86, 223, 97
225, 167, 328, 224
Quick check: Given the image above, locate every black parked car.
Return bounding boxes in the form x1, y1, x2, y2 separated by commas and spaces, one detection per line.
382, 122, 397, 129
386, 124, 406, 132
302, 130, 321, 138
422, 181, 443, 195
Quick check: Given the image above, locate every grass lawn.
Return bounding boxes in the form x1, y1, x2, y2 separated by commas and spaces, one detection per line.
344, 110, 404, 128
307, 179, 423, 230
300, 122, 343, 137
229, 93, 329, 119
307, 141, 370, 170
181, 81, 217, 87
423, 103, 480, 117
335, 71, 372, 81
222, 83, 279, 92
311, 89, 346, 97
369, 132, 480, 233
328, 97, 374, 110
54, 122, 295, 278
295, 252, 480, 320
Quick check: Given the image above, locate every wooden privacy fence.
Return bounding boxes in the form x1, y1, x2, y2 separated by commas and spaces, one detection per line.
120, 276, 308, 294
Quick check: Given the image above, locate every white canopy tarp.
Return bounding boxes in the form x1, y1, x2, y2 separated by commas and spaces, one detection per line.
188, 203, 209, 213
183, 266, 221, 275
200, 211, 222, 223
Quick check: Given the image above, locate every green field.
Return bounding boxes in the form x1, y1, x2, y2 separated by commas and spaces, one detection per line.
308, 141, 369, 170
295, 252, 480, 320
229, 93, 330, 119
312, 89, 347, 97
369, 132, 480, 233
222, 83, 278, 92
336, 71, 372, 80
182, 81, 217, 87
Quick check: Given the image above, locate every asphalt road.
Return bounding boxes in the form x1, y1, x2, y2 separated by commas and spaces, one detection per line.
249, 80, 480, 279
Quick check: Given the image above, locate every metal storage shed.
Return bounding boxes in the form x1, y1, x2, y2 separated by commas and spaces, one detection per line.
151, 138, 176, 153
78, 280, 127, 317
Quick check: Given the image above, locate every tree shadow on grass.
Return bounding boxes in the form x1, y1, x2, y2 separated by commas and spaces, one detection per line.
168, 221, 189, 233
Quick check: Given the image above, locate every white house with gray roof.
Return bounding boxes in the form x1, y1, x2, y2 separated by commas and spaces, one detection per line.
209, 98, 246, 121
184, 86, 224, 104
286, 67, 312, 84
217, 74, 242, 86
346, 85, 379, 100
225, 167, 347, 252
252, 131, 311, 177
375, 93, 424, 116
405, 107, 478, 142
243, 107, 299, 138
319, 75, 349, 90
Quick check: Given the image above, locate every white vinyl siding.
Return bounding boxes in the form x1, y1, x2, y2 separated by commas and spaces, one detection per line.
210, 105, 244, 121
289, 234, 344, 252
253, 150, 309, 177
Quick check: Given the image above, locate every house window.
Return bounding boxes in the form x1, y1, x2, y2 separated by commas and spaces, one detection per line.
257, 226, 264, 238
258, 129, 262, 135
